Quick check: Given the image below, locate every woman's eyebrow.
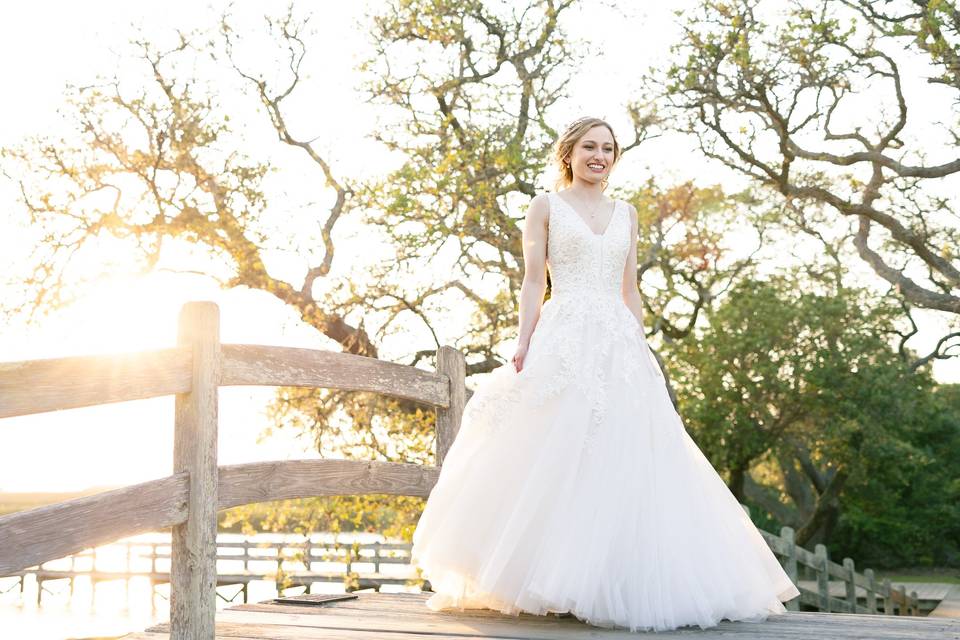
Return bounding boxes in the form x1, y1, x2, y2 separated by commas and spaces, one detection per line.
581, 139, 614, 145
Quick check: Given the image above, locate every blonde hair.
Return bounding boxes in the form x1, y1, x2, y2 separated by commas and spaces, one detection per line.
553, 117, 622, 191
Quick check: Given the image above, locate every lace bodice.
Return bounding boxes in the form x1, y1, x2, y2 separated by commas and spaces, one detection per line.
545, 192, 631, 303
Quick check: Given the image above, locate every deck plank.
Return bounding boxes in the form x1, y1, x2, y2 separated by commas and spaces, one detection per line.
128, 592, 960, 639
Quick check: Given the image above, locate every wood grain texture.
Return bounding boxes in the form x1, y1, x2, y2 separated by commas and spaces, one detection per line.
0, 347, 191, 419
128, 592, 960, 640
171, 302, 221, 639
434, 345, 466, 465
217, 459, 441, 509
220, 344, 449, 407
0, 472, 188, 575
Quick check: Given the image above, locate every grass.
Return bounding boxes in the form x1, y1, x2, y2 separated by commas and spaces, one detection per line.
876, 566, 960, 584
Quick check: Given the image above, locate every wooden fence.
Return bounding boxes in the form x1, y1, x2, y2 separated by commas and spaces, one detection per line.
761, 525, 919, 615
0, 301, 919, 637
3, 538, 420, 607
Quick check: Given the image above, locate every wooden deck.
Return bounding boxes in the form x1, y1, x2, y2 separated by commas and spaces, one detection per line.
123, 591, 960, 639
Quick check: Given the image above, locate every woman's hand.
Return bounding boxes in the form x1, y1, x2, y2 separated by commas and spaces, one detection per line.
511, 340, 530, 372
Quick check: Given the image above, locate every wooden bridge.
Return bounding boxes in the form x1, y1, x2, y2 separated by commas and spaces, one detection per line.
1, 301, 957, 639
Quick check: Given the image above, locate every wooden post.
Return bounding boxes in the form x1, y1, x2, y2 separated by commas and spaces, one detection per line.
842, 557, 856, 613
91, 549, 97, 607
814, 543, 829, 612
171, 302, 221, 640
864, 568, 877, 613
435, 346, 466, 466
69, 554, 76, 597
909, 589, 918, 616
883, 577, 894, 614
126, 542, 132, 604
895, 584, 906, 615
277, 550, 285, 597
780, 527, 799, 611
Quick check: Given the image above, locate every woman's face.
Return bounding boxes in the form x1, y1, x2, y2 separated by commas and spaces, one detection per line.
566, 125, 616, 186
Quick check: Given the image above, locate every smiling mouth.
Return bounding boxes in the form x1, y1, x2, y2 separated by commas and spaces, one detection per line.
587, 163, 605, 171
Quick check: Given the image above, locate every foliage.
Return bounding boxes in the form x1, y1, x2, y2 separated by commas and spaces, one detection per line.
665, 269, 960, 560
651, 0, 960, 369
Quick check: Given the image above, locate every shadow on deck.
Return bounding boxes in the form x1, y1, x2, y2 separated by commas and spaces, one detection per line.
123, 591, 960, 639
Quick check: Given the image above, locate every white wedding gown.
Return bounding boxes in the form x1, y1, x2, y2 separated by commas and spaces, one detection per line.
410, 192, 801, 632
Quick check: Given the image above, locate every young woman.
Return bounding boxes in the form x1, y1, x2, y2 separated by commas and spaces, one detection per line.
410, 116, 800, 632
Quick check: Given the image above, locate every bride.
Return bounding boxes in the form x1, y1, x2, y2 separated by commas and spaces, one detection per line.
410, 116, 801, 632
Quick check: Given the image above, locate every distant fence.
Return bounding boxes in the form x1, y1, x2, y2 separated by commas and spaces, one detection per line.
2, 537, 420, 608
0, 301, 918, 638
760, 525, 919, 615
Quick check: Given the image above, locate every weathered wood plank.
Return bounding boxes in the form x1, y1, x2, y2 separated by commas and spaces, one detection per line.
930, 584, 960, 617
218, 459, 441, 508
129, 592, 960, 639
0, 347, 191, 418
133, 626, 516, 640
220, 344, 449, 407
147, 607, 960, 639
0, 457, 438, 578
435, 346, 466, 465
239, 592, 953, 629
150, 612, 655, 639
123, 633, 263, 640
171, 302, 221, 639
0, 473, 188, 575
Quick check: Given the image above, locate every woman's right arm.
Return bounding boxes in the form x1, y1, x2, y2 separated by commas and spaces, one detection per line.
512, 194, 550, 372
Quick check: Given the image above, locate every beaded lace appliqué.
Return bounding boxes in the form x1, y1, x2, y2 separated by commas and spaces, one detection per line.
462, 192, 664, 457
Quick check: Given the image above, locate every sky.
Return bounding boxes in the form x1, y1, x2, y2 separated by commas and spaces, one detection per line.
0, 0, 956, 492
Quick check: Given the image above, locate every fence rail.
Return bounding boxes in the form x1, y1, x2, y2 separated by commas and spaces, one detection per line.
0, 301, 919, 638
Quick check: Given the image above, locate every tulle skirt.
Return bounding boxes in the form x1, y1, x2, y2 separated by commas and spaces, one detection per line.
410, 295, 800, 632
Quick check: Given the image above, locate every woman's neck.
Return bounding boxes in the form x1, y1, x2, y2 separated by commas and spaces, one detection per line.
567, 178, 605, 198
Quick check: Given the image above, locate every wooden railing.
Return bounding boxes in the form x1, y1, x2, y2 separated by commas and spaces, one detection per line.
5, 537, 421, 607
0, 301, 465, 638
0, 301, 920, 637
760, 524, 920, 615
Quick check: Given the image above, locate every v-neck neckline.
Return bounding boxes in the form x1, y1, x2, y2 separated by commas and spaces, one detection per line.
554, 192, 618, 238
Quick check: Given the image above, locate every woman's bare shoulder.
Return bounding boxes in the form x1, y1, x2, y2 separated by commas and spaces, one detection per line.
525, 193, 551, 223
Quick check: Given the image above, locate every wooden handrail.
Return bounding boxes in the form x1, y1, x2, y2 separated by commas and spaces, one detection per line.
0, 348, 192, 419
0, 473, 189, 575
217, 459, 441, 509
0, 458, 440, 576
0, 344, 451, 420
220, 344, 449, 407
